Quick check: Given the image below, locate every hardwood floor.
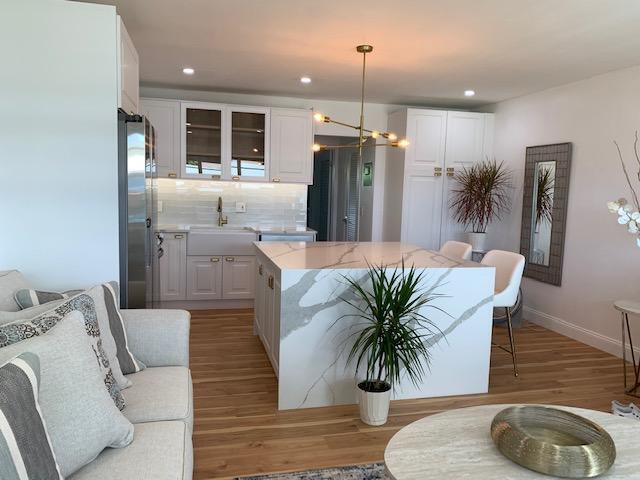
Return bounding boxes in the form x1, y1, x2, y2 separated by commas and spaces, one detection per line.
190, 309, 629, 479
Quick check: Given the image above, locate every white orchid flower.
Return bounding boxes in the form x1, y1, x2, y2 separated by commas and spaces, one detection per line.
618, 210, 631, 224
629, 220, 639, 234
632, 211, 640, 221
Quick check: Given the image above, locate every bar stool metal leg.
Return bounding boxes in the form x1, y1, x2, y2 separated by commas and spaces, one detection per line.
505, 307, 518, 377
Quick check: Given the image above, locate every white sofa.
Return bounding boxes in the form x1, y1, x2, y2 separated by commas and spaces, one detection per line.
69, 308, 193, 480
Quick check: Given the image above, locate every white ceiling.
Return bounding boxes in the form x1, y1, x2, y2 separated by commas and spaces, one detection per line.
84, 0, 640, 107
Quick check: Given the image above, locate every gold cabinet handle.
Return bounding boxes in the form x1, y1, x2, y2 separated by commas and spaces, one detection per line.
174, 234, 184, 239
258, 264, 263, 275
434, 166, 442, 172
225, 257, 235, 262
232, 176, 240, 181
434, 172, 442, 177
446, 172, 454, 177
210, 257, 220, 262
446, 167, 454, 172
272, 177, 281, 183
168, 173, 177, 178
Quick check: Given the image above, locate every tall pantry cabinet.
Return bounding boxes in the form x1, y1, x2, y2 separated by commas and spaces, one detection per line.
383, 109, 494, 250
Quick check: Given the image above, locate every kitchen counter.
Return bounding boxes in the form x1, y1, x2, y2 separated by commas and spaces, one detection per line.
156, 224, 316, 235
254, 241, 496, 410
254, 241, 482, 270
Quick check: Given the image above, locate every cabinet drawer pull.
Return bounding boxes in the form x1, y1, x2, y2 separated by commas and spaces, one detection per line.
210, 257, 220, 262
446, 172, 454, 177
446, 167, 454, 172
174, 234, 184, 239
434, 172, 442, 177
272, 177, 281, 183
168, 173, 177, 178
258, 264, 263, 275
268, 275, 274, 289
434, 166, 442, 172
225, 257, 235, 262
232, 176, 240, 181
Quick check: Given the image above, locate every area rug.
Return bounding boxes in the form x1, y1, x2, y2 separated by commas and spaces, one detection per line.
237, 463, 386, 479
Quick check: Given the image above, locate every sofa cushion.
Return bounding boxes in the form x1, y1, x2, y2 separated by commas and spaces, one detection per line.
0, 294, 126, 410
122, 367, 193, 430
0, 352, 63, 480
14, 288, 83, 309
0, 270, 30, 312
68, 421, 193, 480
0, 312, 134, 477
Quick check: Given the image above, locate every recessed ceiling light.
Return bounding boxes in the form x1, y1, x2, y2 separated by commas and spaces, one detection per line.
464, 89, 475, 97
300, 76, 312, 84
182, 67, 195, 75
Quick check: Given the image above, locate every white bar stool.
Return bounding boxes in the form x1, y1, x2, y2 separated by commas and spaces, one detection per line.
439, 241, 472, 260
481, 250, 525, 377
614, 300, 640, 396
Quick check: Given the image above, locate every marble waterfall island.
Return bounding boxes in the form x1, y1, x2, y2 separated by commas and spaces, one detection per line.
253, 242, 496, 410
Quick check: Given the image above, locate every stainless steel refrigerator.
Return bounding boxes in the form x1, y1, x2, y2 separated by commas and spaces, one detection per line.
118, 110, 157, 309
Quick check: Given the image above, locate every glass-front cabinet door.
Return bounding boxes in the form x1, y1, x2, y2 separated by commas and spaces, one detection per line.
230, 107, 269, 181
181, 102, 225, 179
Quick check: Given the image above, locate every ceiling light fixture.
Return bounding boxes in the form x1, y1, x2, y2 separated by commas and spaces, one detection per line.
312, 45, 408, 156
182, 67, 195, 75
464, 89, 475, 97
300, 76, 312, 84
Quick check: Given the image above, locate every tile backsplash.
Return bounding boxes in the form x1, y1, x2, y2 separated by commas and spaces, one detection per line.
156, 179, 307, 229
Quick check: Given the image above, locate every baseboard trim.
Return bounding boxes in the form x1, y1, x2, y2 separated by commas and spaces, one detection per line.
524, 306, 639, 359
157, 299, 254, 310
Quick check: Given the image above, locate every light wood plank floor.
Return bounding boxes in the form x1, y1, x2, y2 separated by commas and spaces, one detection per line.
190, 309, 630, 480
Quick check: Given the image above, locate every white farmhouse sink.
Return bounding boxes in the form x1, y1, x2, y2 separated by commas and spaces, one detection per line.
187, 228, 257, 256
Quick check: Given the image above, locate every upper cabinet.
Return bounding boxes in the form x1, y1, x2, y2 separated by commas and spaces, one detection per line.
230, 106, 270, 182
116, 17, 139, 114
140, 99, 181, 178
181, 102, 225, 180
270, 108, 313, 184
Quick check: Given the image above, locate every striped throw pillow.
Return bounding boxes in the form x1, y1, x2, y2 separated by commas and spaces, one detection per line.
14, 289, 83, 310
0, 352, 62, 480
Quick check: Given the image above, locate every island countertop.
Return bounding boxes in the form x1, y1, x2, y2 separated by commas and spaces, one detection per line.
254, 241, 487, 270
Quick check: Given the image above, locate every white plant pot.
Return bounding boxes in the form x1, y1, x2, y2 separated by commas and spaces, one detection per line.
467, 232, 487, 252
358, 383, 391, 426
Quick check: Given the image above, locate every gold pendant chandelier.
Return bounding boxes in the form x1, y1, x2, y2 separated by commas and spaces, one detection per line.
312, 45, 409, 155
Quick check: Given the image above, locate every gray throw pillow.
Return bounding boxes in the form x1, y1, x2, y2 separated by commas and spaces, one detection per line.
0, 270, 31, 312
0, 352, 63, 480
0, 300, 66, 326
14, 288, 83, 309
0, 312, 134, 477
0, 293, 126, 410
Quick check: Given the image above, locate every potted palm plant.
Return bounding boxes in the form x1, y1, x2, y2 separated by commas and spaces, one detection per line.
450, 159, 513, 252
337, 261, 444, 426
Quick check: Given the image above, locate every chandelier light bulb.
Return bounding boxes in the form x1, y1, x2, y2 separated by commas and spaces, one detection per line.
371, 131, 380, 139
388, 133, 398, 141
312, 143, 322, 152
398, 139, 410, 148
313, 113, 325, 123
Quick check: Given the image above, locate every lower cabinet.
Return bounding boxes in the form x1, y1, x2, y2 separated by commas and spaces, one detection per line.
255, 258, 280, 375
186, 256, 222, 300
222, 256, 255, 299
159, 233, 187, 301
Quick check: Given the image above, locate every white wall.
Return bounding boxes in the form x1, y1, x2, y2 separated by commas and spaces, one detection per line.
489, 65, 640, 357
0, 0, 119, 290
141, 86, 400, 240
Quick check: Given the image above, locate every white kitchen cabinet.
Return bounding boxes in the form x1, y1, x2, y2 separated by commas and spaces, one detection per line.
141, 98, 181, 178
186, 256, 222, 300
254, 256, 279, 375
270, 108, 313, 184
116, 17, 139, 114
158, 232, 186, 301
440, 111, 489, 243
222, 255, 255, 299
384, 108, 494, 250
230, 106, 270, 182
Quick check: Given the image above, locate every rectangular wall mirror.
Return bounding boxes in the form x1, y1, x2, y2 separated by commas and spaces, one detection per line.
520, 143, 572, 285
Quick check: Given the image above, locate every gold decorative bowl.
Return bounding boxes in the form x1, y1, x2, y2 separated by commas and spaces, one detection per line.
491, 406, 616, 478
